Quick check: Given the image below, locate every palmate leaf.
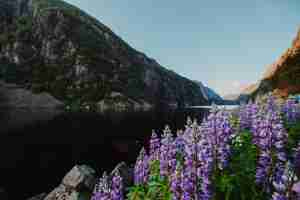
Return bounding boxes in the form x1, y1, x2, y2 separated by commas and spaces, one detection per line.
126, 185, 146, 200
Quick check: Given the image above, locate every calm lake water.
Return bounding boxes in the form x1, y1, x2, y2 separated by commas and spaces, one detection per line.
0, 106, 215, 199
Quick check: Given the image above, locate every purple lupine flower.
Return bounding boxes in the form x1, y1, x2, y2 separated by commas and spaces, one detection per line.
201, 108, 233, 170
134, 148, 149, 185
239, 103, 252, 130
159, 142, 169, 177
253, 104, 289, 198
293, 142, 300, 176
194, 108, 233, 199
265, 93, 278, 112
272, 192, 287, 200
272, 161, 298, 200
256, 151, 272, 185
111, 170, 123, 200
181, 151, 197, 200
170, 163, 183, 200
292, 181, 300, 199
159, 125, 176, 177
282, 99, 298, 124
273, 119, 288, 184
149, 130, 160, 161
174, 129, 185, 155
197, 137, 214, 200
254, 111, 275, 186
91, 172, 111, 200
169, 141, 178, 173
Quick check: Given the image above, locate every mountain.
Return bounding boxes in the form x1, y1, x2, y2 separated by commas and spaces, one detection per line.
204, 86, 224, 103
223, 93, 240, 101
0, 0, 208, 111
251, 28, 300, 101
194, 81, 237, 105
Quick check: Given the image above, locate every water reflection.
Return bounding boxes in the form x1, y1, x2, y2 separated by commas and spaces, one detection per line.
0, 107, 209, 199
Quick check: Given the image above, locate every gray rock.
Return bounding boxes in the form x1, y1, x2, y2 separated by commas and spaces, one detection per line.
44, 165, 96, 200
44, 185, 79, 200
62, 165, 96, 190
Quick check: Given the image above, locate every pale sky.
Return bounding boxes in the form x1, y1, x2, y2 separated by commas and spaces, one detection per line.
64, 0, 300, 97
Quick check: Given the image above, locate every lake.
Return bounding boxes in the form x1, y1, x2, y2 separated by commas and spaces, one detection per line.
0, 106, 214, 199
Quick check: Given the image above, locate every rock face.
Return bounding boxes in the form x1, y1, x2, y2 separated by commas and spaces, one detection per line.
0, 0, 208, 111
44, 165, 96, 200
251, 28, 300, 101
194, 81, 238, 105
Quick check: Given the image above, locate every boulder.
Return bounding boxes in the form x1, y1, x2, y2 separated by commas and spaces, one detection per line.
62, 165, 96, 190
44, 165, 96, 200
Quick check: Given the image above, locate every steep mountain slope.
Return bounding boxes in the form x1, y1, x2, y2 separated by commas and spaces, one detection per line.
0, 0, 207, 110
251, 28, 300, 100
204, 86, 224, 103
194, 81, 236, 105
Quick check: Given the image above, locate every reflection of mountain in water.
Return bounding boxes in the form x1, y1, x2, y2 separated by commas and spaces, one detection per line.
0, 81, 64, 133
0, 107, 208, 199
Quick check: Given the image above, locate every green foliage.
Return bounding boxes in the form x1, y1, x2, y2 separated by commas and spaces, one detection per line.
127, 160, 172, 200
16, 16, 33, 37
286, 120, 300, 157
214, 131, 268, 200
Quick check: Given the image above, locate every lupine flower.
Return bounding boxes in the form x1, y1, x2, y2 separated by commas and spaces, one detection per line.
170, 163, 183, 200
282, 99, 298, 124
111, 170, 123, 200
149, 130, 160, 161
197, 136, 214, 200
253, 104, 289, 197
182, 151, 197, 200
265, 93, 278, 112
174, 129, 185, 155
201, 108, 233, 170
239, 103, 251, 130
193, 107, 233, 199
159, 125, 176, 177
294, 142, 300, 176
134, 148, 149, 185
91, 172, 111, 200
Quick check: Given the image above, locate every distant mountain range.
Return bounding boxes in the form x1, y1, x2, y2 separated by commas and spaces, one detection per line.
194, 81, 238, 105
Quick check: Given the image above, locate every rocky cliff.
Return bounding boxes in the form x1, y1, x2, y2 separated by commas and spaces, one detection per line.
0, 0, 207, 111
251, 28, 300, 101
195, 81, 238, 105
194, 81, 224, 104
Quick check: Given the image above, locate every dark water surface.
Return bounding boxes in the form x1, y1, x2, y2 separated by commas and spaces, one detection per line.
0, 107, 208, 199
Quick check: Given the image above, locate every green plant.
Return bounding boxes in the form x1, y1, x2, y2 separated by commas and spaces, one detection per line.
214, 131, 266, 200
127, 160, 172, 200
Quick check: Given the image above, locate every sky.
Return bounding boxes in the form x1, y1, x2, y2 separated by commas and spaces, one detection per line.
64, 0, 300, 97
